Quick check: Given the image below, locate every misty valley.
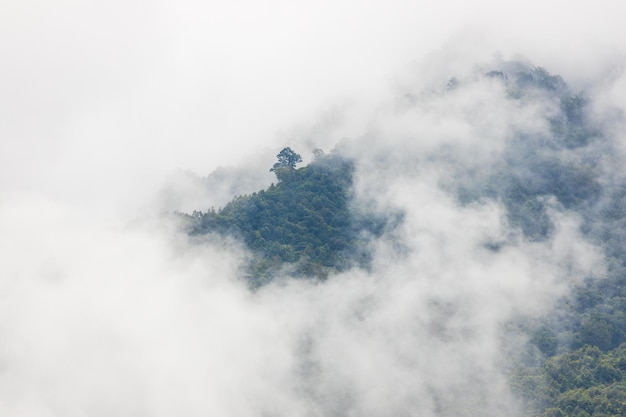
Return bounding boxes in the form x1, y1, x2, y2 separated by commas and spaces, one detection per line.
176, 61, 626, 417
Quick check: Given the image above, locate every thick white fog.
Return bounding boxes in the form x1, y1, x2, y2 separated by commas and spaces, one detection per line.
1, 1, 625, 416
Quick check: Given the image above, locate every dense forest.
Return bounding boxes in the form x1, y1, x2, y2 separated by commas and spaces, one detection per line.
449, 64, 626, 416
183, 148, 396, 285
183, 62, 626, 416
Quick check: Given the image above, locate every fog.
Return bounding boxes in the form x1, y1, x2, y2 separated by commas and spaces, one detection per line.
1, 0, 625, 416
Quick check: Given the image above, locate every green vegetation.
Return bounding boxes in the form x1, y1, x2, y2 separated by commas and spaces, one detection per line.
269, 146, 303, 182
185, 149, 395, 286
513, 344, 626, 417
182, 63, 626, 414
450, 64, 626, 415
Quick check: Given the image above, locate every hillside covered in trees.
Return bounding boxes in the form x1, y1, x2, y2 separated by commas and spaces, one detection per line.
5, 1, 626, 415
180, 62, 626, 416
183, 149, 396, 285
447, 64, 626, 416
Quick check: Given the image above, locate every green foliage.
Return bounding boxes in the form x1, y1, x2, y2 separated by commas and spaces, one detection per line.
270, 147, 303, 182
443, 63, 626, 415
451, 65, 626, 355
456, 66, 603, 242
180, 64, 626, 414
513, 345, 626, 417
188, 151, 394, 286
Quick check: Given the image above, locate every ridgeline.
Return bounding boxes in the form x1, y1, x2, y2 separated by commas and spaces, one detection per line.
182, 63, 626, 416
184, 149, 394, 286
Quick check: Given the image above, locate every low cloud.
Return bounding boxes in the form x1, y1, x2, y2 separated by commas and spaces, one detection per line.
1, 1, 625, 416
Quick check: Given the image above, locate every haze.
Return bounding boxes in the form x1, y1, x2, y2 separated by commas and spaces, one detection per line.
1, 1, 625, 416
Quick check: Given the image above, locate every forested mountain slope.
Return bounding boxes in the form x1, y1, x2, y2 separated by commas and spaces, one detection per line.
182, 62, 626, 416
446, 65, 626, 416
184, 150, 395, 285
444, 65, 626, 353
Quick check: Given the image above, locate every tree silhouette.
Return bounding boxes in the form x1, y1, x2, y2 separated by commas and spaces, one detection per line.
270, 147, 302, 181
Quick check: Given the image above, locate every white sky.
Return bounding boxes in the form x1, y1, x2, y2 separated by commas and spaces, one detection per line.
1, 0, 625, 216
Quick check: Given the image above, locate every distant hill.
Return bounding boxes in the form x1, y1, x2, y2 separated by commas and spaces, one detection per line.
181, 62, 626, 415
449, 64, 626, 417
183, 150, 397, 286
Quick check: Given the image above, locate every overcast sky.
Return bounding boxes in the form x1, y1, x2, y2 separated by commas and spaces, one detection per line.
1, 0, 625, 216
1, 1, 625, 416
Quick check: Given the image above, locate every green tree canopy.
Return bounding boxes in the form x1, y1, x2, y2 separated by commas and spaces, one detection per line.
186, 151, 396, 286
270, 147, 302, 181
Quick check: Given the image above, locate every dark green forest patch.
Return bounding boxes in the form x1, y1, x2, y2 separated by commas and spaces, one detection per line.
183, 150, 399, 286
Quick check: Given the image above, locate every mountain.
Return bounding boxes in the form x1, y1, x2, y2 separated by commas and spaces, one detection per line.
182, 62, 626, 416
442, 64, 626, 416
183, 150, 397, 286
